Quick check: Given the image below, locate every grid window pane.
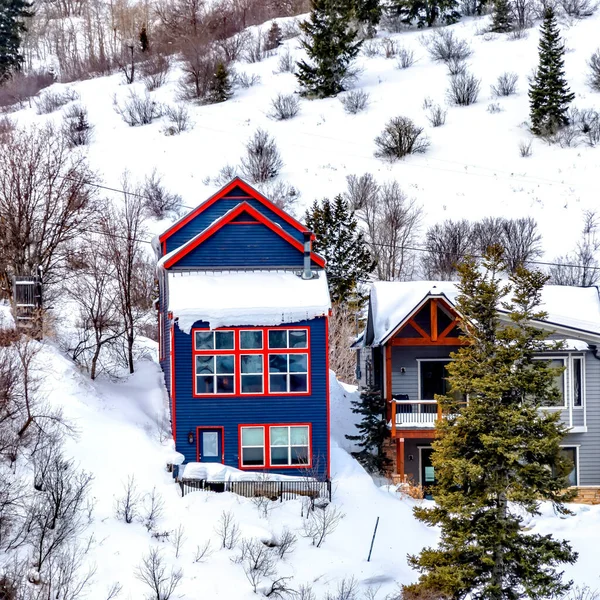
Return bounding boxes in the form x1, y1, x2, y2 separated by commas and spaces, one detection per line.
290, 374, 308, 392
573, 358, 583, 407
271, 447, 288, 465
271, 427, 289, 446
241, 375, 263, 393
242, 355, 263, 373
216, 355, 234, 374
269, 354, 288, 373
216, 375, 234, 394
215, 331, 234, 350
268, 330, 287, 349
240, 330, 263, 349
289, 354, 308, 373
242, 447, 264, 466
561, 447, 577, 486
196, 376, 214, 394
289, 330, 307, 348
195, 331, 214, 350
196, 355, 214, 374
269, 374, 287, 392
242, 427, 264, 446
290, 426, 309, 446
291, 446, 308, 465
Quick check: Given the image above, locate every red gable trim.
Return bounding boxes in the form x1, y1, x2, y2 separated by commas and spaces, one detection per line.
159, 177, 311, 245
163, 202, 326, 269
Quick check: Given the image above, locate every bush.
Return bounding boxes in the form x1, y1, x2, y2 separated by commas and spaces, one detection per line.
269, 93, 300, 120
424, 29, 472, 63
425, 103, 447, 127
340, 89, 370, 114
256, 180, 300, 213
589, 49, 600, 91
277, 49, 296, 74
575, 107, 600, 146
491, 71, 518, 96
374, 116, 430, 160
240, 128, 283, 183
487, 102, 503, 113
362, 39, 380, 57
380, 37, 398, 58
446, 72, 481, 106
178, 42, 228, 104
0, 71, 55, 110
162, 104, 193, 135
235, 72, 261, 88
397, 47, 416, 69
114, 89, 163, 126
141, 169, 183, 219
559, 0, 597, 17
344, 172, 379, 211
519, 139, 533, 156
446, 57, 468, 76
245, 31, 266, 63
141, 53, 171, 91
62, 104, 94, 147
34, 88, 79, 114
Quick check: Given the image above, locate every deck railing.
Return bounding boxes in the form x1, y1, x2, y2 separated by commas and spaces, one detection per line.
391, 399, 467, 435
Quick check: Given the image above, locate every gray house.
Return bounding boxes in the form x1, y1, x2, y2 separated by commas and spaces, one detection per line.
354, 281, 600, 502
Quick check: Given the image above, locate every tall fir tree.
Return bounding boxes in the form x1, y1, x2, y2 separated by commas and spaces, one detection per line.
208, 62, 233, 103
490, 0, 513, 32
352, 0, 382, 36
345, 385, 391, 474
296, 0, 362, 98
529, 7, 575, 135
0, 0, 34, 81
406, 247, 578, 600
304, 195, 375, 304
389, 0, 460, 27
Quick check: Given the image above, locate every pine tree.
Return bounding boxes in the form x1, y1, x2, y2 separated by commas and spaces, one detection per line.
0, 0, 33, 81
304, 195, 375, 304
352, 0, 382, 36
406, 247, 578, 600
345, 385, 391, 474
139, 25, 149, 52
389, 0, 460, 27
265, 21, 283, 51
296, 0, 362, 98
529, 7, 575, 135
208, 62, 233, 103
490, 0, 513, 32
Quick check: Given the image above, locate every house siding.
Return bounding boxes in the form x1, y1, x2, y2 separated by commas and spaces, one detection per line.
166, 192, 304, 254
172, 316, 329, 478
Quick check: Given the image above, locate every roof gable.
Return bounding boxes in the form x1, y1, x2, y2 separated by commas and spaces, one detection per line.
162, 202, 325, 270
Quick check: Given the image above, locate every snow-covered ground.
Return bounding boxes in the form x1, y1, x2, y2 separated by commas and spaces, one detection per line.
10, 11, 600, 259
33, 340, 600, 598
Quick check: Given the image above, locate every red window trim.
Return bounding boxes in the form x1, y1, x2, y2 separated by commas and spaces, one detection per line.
196, 426, 225, 463
238, 423, 312, 470
192, 326, 311, 398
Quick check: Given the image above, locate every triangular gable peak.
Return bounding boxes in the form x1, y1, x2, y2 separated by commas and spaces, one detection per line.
387, 295, 467, 347
158, 178, 311, 253
162, 202, 325, 270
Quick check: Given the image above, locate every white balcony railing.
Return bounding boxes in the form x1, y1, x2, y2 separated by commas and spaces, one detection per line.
393, 400, 439, 428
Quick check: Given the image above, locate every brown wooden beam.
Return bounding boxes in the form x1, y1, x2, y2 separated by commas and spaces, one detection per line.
431, 299, 438, 342
398, 437, 405, 482
391, 337, 468, 346
385, 344, 392, 402
408, 318, 430, 341
393, 429, 436, 439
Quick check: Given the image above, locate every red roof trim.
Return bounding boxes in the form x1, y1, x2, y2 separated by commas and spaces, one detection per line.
163, 202, 326, 269
159, 177, 309, 244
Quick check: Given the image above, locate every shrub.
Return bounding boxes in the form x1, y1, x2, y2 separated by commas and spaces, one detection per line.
362, 39, 380, 57
136, 548, 182, 600
491, 71, 518, 96
446, 58, 468, 76
162, 104, 193, 135
426, 103, 447, 127
559, 0, 597, 17
424, 29, 472, 63
374, 116, 430, 160
397, 47, 416, 69
240, 128, 283, 183
114, 89, 163, 126
575, 107, 600, 146
256, 180, 300, 213
0, 115, 15, 140
589, 49, 600, 91
141, 53, 170, 91
344, 172, 379, 211
519, 139, 533, 156
380, 37, 398, 58
339, 89, 370, 114
34, 88, 79, 114
178, 43, 227, 104
141, 169, 183, 219
487, 102, 503, 113
235, 72, 261, 88
245, 31, 266, 63
446, 72, 481, 106
217, 32, 251, 62
269, 93, 300, 120
277, 49, 296, 73
62, 104, 94, 147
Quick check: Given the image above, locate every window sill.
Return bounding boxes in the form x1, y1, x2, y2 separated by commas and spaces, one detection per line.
568, 426, 588, 434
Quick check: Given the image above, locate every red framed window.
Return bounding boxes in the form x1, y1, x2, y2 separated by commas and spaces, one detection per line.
192, 327, 310, 398
239, 424, 311, 469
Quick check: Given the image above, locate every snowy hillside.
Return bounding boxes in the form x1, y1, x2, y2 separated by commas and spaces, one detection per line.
10, 11, 600, 259
25, 340, 600, 598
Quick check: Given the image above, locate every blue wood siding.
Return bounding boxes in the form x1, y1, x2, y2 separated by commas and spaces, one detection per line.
174, 223, 307, 269
172, 317, 328, 478
158, 270, 171, 397
166, 195, 304, 254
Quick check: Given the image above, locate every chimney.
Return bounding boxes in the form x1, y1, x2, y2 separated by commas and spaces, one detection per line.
302, 231, 313, 280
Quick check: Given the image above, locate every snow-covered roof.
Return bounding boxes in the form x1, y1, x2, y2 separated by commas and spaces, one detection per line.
369, 281, 600, 345
168, 270, 331, 333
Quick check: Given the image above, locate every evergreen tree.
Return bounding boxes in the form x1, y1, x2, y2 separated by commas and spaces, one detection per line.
345, 385, 391, 474
529, 7, 575, 135
407, 247, 578, 600
139, 25, 149, 52
389, 0, 460, 28
208, 62, 233, 103
304, 195, 375, 304
0, 0, 33, 81
352, 0, 382, 36
490, 0, 513, 32
296, 0, 362, 98
266, 21, 283, 51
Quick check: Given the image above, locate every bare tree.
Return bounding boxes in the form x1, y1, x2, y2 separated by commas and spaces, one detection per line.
240, 128, 284, 183
329, 303, 359, 384
302, 504, 343, 548
141, 487, 164, 532
421, 219, 475, 280
171, 524, 186, 558
115, 475, 141, 524
344, 173, 379, 211
499, 217, 542, 272
0, 125, 98, 294
136, 547, 183, 600
274, 528, 297, 560
193, 539, 213, 563
358, 181, 423, 281
237, 538, 277, 592
215, 510, 241, 549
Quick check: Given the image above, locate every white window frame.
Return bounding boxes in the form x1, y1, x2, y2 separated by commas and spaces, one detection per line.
559, 444, 580, 487
194, 354, 236, 396
240, 426, 266, 468
268, 353, 309, 394
417, 445, 434, 486
193, 329, 235, 351
267, 329, 309, 350
239, 329, 264, 350
570, 354, 585, 411
535, 356, 568, 410
416, 357, 453, 401
240, 354, 264, 395
269, 425, 311, 467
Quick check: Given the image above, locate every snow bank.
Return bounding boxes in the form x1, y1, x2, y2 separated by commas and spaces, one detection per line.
168, 270, 331, 332
182, 462, 315, 481
0, 303, 15, 329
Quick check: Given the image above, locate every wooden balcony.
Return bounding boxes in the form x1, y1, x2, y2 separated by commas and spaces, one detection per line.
390, 399, 466, 437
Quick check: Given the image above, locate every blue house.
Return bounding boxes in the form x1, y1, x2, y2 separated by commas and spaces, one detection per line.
155, 178, 331, 480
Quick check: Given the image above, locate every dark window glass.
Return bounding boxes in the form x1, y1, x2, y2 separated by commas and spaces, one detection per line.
241, 375, 263, 393
269, 354, 288, 373
241, 355, 263, 373
216, 375, 234, 394
289, 330, 308, 348
240, 330, 263, 349
242, 447, 264, 466
289, 354, 307, 373
196, 376, 214, 394
271, 446, 288, 465
290, 374, 308, 392
420, 361, 449, 400
215, 331, 234, 350
269, 330, 287, 349
573, 358, 583, 407
270, 374, 287, 392
196, 355, 214, 374
291, 446, 308, 465
195, 331, 213, 350
560, 447, 577, 486
216, 355, 234, 374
